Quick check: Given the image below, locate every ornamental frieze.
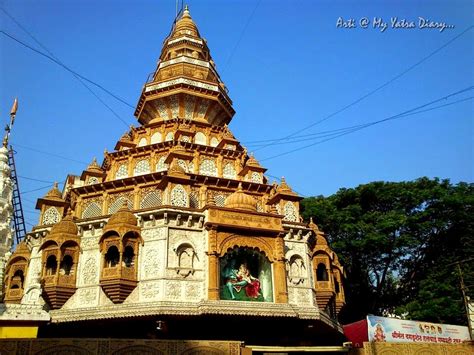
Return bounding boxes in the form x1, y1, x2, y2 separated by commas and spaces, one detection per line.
207, 208, 282, 232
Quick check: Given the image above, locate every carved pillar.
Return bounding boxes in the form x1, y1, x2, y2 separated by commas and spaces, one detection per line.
127, 156, 133, 177
102, 192, 108, 215
216, 156, 223, 176
133, 186, 140, 210
273, 235, 288, 303
207, 227, 219, 300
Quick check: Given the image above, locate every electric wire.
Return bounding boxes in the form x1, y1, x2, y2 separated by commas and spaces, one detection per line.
12, 143, 89, 165
260, 86, 474, 162
253, 24, 474, 152
18, 175, 56, 184
0, 7, 130, 127
0, 29, 135, 111
247, 95, 473, 148
221, 0, 262, 74
21, 182, 63, 195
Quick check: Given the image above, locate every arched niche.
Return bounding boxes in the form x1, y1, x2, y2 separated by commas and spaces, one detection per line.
175, 243, 197, 277
219, 246, 273, 302
287, 254, 306, 285
316, 263, 329, 281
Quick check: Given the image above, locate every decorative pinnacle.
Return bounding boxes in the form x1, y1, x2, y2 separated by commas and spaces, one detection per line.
10, 98, 18, 116
183, 4, 190, 17
3, 98, 19, 147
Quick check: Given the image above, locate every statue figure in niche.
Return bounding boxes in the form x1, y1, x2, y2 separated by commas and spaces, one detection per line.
220, 247, 272, 302
225, 262, 261, 300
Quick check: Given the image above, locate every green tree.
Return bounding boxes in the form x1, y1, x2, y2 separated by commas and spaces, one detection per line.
301, 178, 473, 325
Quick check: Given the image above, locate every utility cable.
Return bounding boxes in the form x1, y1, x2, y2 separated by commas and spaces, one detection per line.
221, 0, 262, 74
0, 29, 135, 112
248, 94, 472, 148
253, 25, 474, 152
18, 175, 56, 184
260, 86, 474, 161
0, 6, 129, 127
12, 142, 89, 165
20, 181, 64, 195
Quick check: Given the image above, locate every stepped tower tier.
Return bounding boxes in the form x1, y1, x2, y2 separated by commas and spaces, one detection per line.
134, 6, 234, 126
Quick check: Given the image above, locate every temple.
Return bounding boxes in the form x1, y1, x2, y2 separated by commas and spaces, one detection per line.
1, 6, 345, 346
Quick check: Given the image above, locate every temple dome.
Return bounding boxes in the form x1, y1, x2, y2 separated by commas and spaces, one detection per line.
106, 201, 137, 228
49, 211, 78, 236
43, 182, 64, 201
224, 183, 257, 212
86, 158, 103, 174
173, 6, 199, 38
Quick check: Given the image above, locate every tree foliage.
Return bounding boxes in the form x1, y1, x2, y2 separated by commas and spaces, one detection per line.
301, 178, 473, 325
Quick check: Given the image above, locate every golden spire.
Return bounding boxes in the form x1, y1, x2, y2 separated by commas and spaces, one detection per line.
183, 5, 190, 18
3, 98, 18, 147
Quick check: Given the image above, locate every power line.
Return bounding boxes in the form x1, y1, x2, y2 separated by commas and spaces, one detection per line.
0, 6, 131, 128
245, 125, 368, 145
21, 182, 62, 195
247, 95, 473, 149
0, 29, 135, 113
12, 143, 89, 165
260, 86, 474, 161
18, 175, 56, 184
265, 173, 306, 197
253, 24, 474, 152
221, 0, 262, 74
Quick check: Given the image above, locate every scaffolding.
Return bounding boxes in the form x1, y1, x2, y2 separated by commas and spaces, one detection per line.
7, 147, 26, 244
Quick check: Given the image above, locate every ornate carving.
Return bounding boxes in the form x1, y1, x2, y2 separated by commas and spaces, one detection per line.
218, 234, 274, 262
143, 249, 160, 279
184, 282, 201, 300
78, 288, 98, 307
165, 280, 181, 299
82, 257, 98, 285
81, 237, 99, 250
141, 281, 161, 300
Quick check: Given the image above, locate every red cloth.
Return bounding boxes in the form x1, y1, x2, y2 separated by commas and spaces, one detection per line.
343, 319, 369, 348
245, 279, 260, 298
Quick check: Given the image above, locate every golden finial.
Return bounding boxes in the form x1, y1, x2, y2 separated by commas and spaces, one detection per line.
10, 98, 18, 116
183, 4, 191, 18
3, 98, 19, 147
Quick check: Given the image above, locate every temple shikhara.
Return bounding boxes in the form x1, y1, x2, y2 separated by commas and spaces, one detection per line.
0, 6, 346, 349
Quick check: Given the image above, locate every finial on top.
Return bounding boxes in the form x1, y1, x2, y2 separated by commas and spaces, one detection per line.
10, 98, 18, 116
53, 182, 58, 189
3, 98, 19, 147
120, 200, 130, 210
183, 4, 190, 18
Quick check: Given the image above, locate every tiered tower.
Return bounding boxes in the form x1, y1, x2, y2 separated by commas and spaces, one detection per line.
1, 7, 345, 344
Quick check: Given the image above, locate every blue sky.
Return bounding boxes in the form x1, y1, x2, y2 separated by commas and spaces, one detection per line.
1, 0, 473, 230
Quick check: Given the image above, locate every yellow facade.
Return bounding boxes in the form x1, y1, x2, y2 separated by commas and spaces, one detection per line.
0, 325, 38, 339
